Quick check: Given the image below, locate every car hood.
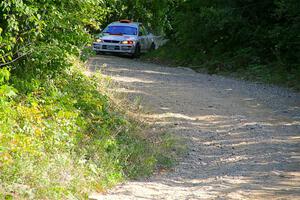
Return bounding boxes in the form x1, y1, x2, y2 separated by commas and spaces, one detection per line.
100, 34, 137, 41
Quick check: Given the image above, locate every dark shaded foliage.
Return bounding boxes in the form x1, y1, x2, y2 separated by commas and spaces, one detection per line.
148, 0, 300, 88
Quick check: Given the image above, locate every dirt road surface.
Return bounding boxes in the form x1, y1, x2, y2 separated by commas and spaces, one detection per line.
88, 55, 300, 200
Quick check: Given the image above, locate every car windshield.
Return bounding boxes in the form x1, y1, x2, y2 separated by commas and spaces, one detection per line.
103, 26, 137, 35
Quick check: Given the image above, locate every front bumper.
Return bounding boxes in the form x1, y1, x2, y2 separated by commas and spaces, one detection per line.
93, 42, 135, 54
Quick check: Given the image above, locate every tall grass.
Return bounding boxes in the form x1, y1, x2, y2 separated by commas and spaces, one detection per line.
0, 55, 180, 199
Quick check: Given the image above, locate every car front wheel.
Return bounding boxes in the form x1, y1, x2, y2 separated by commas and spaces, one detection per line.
132, 44, 141, 58
150, 42, 156, 51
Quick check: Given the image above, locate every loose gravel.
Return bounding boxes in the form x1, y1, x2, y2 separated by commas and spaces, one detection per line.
88, 55, 300, 200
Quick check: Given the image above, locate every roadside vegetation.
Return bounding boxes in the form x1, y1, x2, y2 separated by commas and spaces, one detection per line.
1, 58, 159, 199
0, 0, 180, 199
144, 0, 300, 90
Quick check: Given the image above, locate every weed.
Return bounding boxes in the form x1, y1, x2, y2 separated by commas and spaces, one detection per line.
0, 56, 178, 199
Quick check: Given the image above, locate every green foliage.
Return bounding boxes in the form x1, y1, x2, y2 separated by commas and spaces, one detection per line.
0, 0, 105, 70
99, 0, 172, 34
145, 0, 300, 89
0, 59, 161, 199
0, 1, 180, 199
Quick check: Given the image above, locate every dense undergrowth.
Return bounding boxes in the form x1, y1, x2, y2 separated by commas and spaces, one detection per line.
143, 0, 300, 90
0, 55, 180, 199
0, 1, 182, 199
143, 42, 300, 90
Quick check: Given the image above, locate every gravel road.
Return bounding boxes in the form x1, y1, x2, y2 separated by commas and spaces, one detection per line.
88, 55, 300, 200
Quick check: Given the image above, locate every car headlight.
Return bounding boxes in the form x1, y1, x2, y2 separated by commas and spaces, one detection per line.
96, 39, 102, 43
121, 40, 134, 45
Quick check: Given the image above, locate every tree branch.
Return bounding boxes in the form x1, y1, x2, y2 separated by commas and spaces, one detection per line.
0, 43, 33, 67
0, 51, 31, 67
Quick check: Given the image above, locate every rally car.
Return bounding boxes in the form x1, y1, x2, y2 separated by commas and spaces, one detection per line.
93, 20, 156, 58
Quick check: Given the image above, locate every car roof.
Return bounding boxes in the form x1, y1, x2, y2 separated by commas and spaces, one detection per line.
109, 21, 140, 28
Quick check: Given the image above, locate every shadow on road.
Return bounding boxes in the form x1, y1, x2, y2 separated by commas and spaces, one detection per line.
88, 55, 300, 200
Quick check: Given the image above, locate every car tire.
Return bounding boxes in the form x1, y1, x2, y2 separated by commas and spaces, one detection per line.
132, 44, 141, 58
150, 42, 156, 51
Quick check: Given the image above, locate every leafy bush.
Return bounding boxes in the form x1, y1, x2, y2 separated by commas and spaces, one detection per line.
0, 0, 104, 71
145, 0, 300, 89
0, 1, 181, 198
0, 58, 161, 199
